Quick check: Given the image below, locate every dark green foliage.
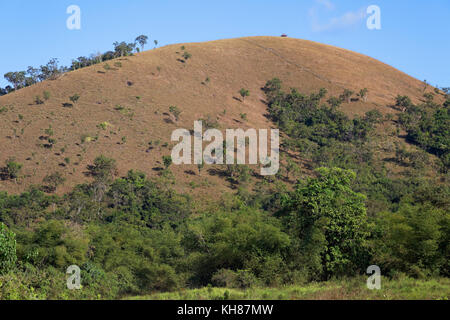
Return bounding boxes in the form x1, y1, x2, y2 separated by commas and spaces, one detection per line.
280, 167, 369, 279
239, 88, 250, 101
113, 41, 136, 57
162, 156, 173, 169
398, 98, 450, 171
263, 79, 377, 146
1, 36, 147, 95
42, 172, 66, 193
339, 89, 354, 103
182, 51, 192, 61
2, 158, 23, 180
135, 35, 149, 51
184, 207, 290, 286
69, 93, 80, 104
372, 204, 449, 278
0, 223, 17, 274
0, 75, 449, 299
88, 155, 117, 184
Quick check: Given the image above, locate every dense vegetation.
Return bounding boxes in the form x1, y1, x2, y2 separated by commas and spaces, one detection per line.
396, 94, 450, 172
0, 79, 448, 300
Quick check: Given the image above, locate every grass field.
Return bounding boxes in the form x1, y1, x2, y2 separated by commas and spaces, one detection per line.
128, 277, 450, 300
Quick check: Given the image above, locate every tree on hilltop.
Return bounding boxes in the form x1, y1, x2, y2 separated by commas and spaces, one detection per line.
135, 35, 149, 51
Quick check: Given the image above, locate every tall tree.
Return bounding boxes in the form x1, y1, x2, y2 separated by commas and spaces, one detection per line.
282, 167, 369, 278
113, 41, 135, 57
4, 71, 26, 90
135, 35, 149, 51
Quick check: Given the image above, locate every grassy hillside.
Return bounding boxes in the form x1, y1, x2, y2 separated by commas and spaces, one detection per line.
0, 37, 448, 301
0, 36, 440, 197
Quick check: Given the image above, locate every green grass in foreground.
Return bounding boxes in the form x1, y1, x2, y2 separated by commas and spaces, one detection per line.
127, 277, 450, 300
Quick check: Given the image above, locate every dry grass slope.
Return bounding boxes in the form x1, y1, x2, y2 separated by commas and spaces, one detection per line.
0, 36, 435, 196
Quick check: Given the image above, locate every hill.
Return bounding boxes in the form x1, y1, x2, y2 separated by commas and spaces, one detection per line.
1, 36, 448, 300
0, 36, 441, 195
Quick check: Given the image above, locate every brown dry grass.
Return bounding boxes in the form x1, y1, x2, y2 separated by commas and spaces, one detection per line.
0, 36, 438, 197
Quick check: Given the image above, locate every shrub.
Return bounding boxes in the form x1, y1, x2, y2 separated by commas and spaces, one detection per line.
89, 155, 117, 184
0, 223, 17, 275
182, 52, 192, 61
34, 95, 44, 105
4, 159, 22, 180
239, 88, 250, 101
359, 88, 369, 102
43, 91, 51, 101
69, 94, 80, 103
162, 156, 172, 169
43, 172, 66, 193
339, 89, 354, 103
169, 106, 181, 121
211, 269, 238, 287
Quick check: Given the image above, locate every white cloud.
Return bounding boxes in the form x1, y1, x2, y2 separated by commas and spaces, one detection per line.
309, 1, 367, 32
315, 0, 335, 11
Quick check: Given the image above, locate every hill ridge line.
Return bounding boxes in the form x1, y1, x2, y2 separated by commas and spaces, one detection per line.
239, 38, 346, 90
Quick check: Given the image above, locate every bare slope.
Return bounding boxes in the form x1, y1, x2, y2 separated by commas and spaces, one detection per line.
0, 36, 432, 195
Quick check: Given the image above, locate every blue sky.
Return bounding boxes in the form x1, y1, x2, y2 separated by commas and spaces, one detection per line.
0, 0, 448, 88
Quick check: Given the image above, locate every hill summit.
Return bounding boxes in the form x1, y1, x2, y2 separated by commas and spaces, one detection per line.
0, 36, 434, 194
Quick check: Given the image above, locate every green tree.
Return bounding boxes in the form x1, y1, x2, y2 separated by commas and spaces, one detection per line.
43, 172, 66, 193
182, 51, 192, 61
0, 223, 17, 274
4, 158, 22, 180
282, 167, 369, 278
4, 71, 26, 90
372, 204, 448, 277
327, 96, 342, 109
113, 41, 136, 57
285, 159, 300, 181
239, 88, 250, 102
359, 88, 369, 102
163, 156, 173, 169
69, 94, 80, 104
89, 155, 117, 184
135, 35, 149, 51
339, 89, 354, 103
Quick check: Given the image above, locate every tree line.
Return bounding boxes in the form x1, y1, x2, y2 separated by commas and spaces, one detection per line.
0, 35, 155, 96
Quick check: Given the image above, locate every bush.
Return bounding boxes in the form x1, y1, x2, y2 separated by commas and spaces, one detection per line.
211, 269, 238, 287
69, 94, 80, 103
4, 159, 22, 180
34, 95, 44, 105
239, 88, 250, 101
371, 204, 449, 277
43, 91, 51, 101
42, 172, 66, 193
0, 223, 17, 274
